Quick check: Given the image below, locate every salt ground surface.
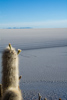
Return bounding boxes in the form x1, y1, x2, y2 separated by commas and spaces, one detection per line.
21, 81, 67, 100
0, 28, 67, 100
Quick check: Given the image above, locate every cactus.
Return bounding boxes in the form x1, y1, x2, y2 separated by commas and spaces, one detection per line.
38, 93, 41, 100
0, 84, 3, 99
17, 49, 21, 55
59, 98, 62, 100
2, 44, 19, 93
2, 44, 23, 100
2, 88, 22, 100
8, 43, 11, 50
19, 76, 22, 80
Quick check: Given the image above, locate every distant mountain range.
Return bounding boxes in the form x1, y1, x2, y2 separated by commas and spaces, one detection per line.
7, 27, 32, 29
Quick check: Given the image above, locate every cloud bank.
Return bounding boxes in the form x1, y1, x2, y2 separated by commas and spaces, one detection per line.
0, 20, 67, 29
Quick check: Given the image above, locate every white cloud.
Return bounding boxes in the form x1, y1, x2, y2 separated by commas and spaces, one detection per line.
0, 20, 67, 28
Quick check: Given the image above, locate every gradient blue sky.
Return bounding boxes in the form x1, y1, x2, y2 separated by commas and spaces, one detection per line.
0, 0, 67, 28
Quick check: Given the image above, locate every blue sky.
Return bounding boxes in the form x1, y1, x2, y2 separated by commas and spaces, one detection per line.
0, 0, 67, 28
